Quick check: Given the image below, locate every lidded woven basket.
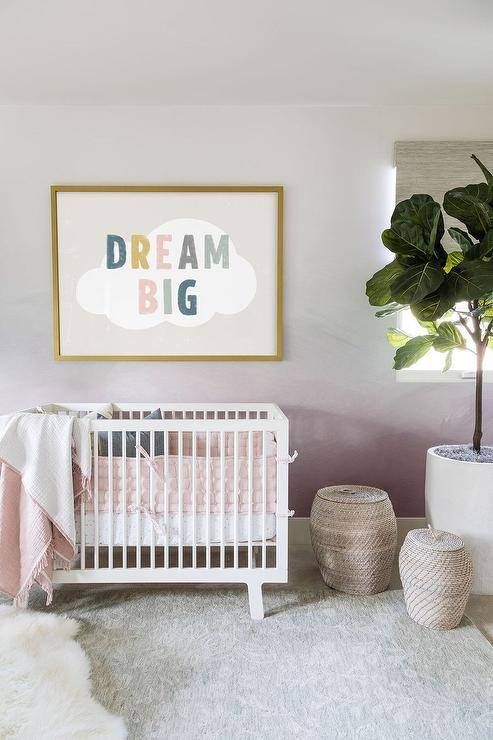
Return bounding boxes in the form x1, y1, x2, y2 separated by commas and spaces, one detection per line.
310, 485, 397, 595
399, 527, 472, 630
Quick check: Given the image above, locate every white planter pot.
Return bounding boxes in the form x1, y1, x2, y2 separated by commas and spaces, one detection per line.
425, 446, 493, 594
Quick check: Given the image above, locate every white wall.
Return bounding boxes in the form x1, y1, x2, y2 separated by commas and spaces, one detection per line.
2, 105, 493, 515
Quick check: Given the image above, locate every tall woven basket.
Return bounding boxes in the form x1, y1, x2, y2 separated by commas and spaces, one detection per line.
399, 528, 472, 630
310, 485, 397, 595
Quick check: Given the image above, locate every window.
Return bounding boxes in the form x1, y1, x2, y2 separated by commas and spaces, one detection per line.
394, 140, 493, 382
397, 305, 493, 382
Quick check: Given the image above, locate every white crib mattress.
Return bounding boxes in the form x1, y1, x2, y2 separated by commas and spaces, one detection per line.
76, 512, 276, 547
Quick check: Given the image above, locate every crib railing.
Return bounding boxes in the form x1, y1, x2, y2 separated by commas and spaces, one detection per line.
47, 403, 292, 619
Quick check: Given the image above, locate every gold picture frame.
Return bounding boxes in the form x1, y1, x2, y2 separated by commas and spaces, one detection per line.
51, 185, 283, 361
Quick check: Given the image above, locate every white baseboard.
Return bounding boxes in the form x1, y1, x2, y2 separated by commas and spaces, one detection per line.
289, 517, 427, 548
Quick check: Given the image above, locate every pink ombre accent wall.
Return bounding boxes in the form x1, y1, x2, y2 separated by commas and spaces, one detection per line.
2, 105, 493, 516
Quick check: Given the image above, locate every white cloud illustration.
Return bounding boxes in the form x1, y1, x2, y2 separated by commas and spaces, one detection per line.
76, 218, 257, 329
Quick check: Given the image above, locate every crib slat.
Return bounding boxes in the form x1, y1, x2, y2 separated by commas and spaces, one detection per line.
211, 407, 216, 563
233, 430, 238, 569
94, 432, 99, 569
80, 498, 85, 570
136, 431, 141, 569
248, 430, 253, 569
192, 430, 197, 569
108, 432, 114, 569
150, 431, 155, 569
122, 431, 127, 569
206, 431, 210, 569
262, 430, 267, 569
220, 430, 225, 569
178, 430, 183, 568
275, 420, 290, 571
164, 430, 169, 568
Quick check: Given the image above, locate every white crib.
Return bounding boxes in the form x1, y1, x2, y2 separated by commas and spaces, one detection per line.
38, 403, 293, 619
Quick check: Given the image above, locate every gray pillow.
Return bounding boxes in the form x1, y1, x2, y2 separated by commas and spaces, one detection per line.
97, 408, 164, 458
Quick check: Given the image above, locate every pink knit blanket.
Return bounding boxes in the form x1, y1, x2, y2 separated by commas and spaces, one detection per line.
0, 413, 91, 606
0, 462, 75, 606
0, 460, 92, 606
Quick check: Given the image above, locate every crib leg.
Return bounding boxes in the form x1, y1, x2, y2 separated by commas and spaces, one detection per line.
247, 581, 264, 620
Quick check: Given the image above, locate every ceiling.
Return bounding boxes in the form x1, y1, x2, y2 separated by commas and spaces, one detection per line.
1, 0, 492, 106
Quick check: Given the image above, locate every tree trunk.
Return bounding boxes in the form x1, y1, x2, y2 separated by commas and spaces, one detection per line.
473, 344, 484, 453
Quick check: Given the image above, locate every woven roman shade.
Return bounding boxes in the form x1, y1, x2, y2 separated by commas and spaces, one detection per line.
395, 141, 493, 251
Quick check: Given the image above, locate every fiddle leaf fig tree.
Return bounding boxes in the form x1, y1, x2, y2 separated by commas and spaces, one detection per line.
367, 154, 493, 453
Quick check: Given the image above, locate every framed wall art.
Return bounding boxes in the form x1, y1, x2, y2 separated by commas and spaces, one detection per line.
51, 185, 283, 360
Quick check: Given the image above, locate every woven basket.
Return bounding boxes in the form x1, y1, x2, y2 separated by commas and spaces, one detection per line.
310, 485, 397, 595
399, 528, 472, 630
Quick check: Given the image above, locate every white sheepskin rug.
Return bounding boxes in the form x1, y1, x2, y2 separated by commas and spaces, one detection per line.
0, 606, 126, 739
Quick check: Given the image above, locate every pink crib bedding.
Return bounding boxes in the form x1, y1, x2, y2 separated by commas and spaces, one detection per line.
80, 431, 278, 515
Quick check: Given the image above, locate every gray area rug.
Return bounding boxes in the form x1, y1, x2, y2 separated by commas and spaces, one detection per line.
27, 581, 493, 740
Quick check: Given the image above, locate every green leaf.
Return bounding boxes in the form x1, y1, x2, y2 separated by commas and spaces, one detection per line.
448, 227, 477, 255
410, 286, 455, 322
444, 251, 464, 273
375, 303, 405, 318
390, 261, 444, 304
386, 328, 411, 348
443, 183, 493, 238
391, 195, 444, 248
447, 259, 493, 301
421, 203, 445, 252
478, 228, 493, 259
391, 195, 435, 228
381, 223, 430, 258
417, 319, 437, 333
479, 294, 493, 318
437, 321, 464, 342
428, 209, 443, 252
472, 154, 493, 188
432, 321, 466, 352
366, 260, 406, 306
443, 351, 453, 373
393, 335, 434, 370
